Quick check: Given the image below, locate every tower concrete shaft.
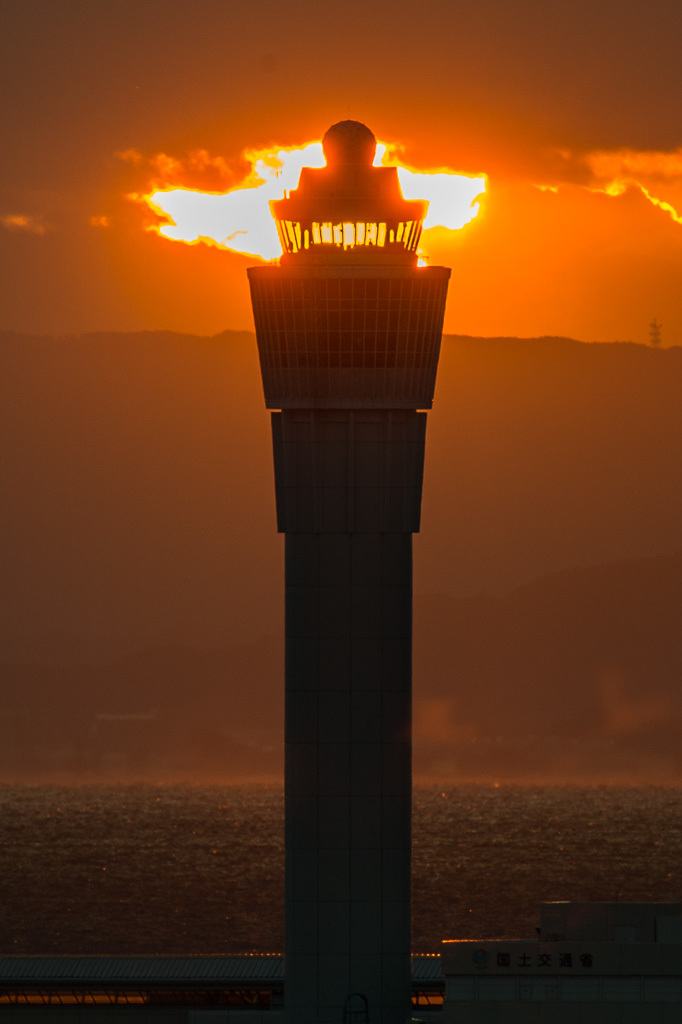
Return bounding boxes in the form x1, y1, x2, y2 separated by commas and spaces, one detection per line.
248, 120, 450, 1024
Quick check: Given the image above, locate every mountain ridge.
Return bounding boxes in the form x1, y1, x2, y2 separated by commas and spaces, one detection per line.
2, 330, 681, 780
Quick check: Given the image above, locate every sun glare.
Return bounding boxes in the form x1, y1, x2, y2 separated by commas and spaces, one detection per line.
140, 141, 486, 262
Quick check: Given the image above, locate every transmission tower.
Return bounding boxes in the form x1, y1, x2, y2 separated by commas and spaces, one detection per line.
649, 317, 662, 346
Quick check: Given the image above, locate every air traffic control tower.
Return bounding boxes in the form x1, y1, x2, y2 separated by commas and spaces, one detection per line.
248, 120, 450, 1024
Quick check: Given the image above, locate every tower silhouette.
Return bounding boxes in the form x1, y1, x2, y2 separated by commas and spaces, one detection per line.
649, 317, 662, 346
248, 120, 450, 1024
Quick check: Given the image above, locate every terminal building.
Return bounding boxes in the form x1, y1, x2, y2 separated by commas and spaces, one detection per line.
1, 903, 680, 1023
0, 954, 444, 1023
442, 901, 682, 1023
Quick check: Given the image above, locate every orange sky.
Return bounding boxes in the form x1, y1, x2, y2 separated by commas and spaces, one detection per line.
2, 0, 682, 343
3, 0, 682, 785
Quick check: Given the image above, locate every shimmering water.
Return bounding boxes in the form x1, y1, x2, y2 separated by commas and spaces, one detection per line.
1, 785, 680, 955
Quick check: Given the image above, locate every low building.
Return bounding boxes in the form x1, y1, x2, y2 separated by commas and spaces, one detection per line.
442, 901, 682, 1023
0, 954, 444, 1023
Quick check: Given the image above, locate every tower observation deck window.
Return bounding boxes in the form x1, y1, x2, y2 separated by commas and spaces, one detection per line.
269, 119, 428, 265
251, 119, 449, 411
276, 219, 422, 255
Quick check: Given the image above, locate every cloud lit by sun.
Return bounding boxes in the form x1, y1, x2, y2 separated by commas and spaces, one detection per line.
133, 141, 487, 262
578, 147, 682, 226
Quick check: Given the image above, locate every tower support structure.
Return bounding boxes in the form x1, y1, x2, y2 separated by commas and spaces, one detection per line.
248, 120, 450, 1024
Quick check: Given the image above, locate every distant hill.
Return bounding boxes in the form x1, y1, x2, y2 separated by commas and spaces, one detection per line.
420, 334, 682, 597
0, 635, 284, 781
1, 331, 681, 780
1, 549, 680, 782
414, 549, 682, 781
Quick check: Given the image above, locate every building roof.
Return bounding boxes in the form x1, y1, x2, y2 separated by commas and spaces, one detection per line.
0, 956, 284, 986
0, 955, 443, 986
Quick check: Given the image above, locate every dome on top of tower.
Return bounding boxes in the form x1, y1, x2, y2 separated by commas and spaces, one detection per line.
322, 120, 376, 167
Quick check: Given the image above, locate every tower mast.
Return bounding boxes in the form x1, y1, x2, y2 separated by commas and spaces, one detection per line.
248, 120, 450, 1024
649, 317, 662, 346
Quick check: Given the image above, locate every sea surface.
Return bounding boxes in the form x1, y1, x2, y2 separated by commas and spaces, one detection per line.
1, 784, 680, 955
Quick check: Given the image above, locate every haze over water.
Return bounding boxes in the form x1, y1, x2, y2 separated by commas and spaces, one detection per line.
2, 784, 680, 956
